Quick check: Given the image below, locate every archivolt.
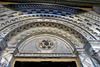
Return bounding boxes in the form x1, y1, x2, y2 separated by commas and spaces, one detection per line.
6, 22, 86, 49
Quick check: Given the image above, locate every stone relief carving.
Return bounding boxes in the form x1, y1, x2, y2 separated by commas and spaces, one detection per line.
78, 53, 95, 67
0, 3, 100, 67
0, 51, 12, 67
92, 49, 100, 63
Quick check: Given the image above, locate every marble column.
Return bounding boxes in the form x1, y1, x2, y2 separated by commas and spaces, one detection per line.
0, 38, 7, 51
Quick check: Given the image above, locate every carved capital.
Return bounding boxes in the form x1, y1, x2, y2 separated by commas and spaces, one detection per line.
78, 53, 95, 67
92, 49, 100, 63
0, 51, 13, 67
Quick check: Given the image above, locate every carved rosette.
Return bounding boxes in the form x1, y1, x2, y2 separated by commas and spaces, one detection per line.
39, 39, 54, 50
35, 36, 57, 53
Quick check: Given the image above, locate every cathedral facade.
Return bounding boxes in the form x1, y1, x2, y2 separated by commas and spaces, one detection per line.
0, 3, 100, 67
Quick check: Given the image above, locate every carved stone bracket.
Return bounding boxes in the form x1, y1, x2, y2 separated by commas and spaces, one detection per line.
0, 51, 13, 67
78, 52, 97, 67
84, 41, 100, 63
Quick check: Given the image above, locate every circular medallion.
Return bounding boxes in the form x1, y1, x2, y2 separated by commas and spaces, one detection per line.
35, 35, 57, 52
39, 39, 54, 50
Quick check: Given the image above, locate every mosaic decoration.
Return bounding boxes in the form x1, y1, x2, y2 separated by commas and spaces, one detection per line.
39, 39, 54, 50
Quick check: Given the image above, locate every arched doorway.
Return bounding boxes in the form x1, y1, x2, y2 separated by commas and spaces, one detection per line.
0, 3, 100, 67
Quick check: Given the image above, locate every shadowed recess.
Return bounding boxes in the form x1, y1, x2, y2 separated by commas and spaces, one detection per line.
14, 61, 77, 67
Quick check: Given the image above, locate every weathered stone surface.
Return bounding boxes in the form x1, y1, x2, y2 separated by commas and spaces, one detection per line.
0, 3, 100, 67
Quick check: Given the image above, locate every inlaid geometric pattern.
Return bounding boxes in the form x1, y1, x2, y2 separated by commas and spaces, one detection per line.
0, 3, 100, 67
39, 39, 54, 50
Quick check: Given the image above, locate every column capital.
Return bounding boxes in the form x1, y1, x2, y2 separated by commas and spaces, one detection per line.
0, 51, 13, 67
